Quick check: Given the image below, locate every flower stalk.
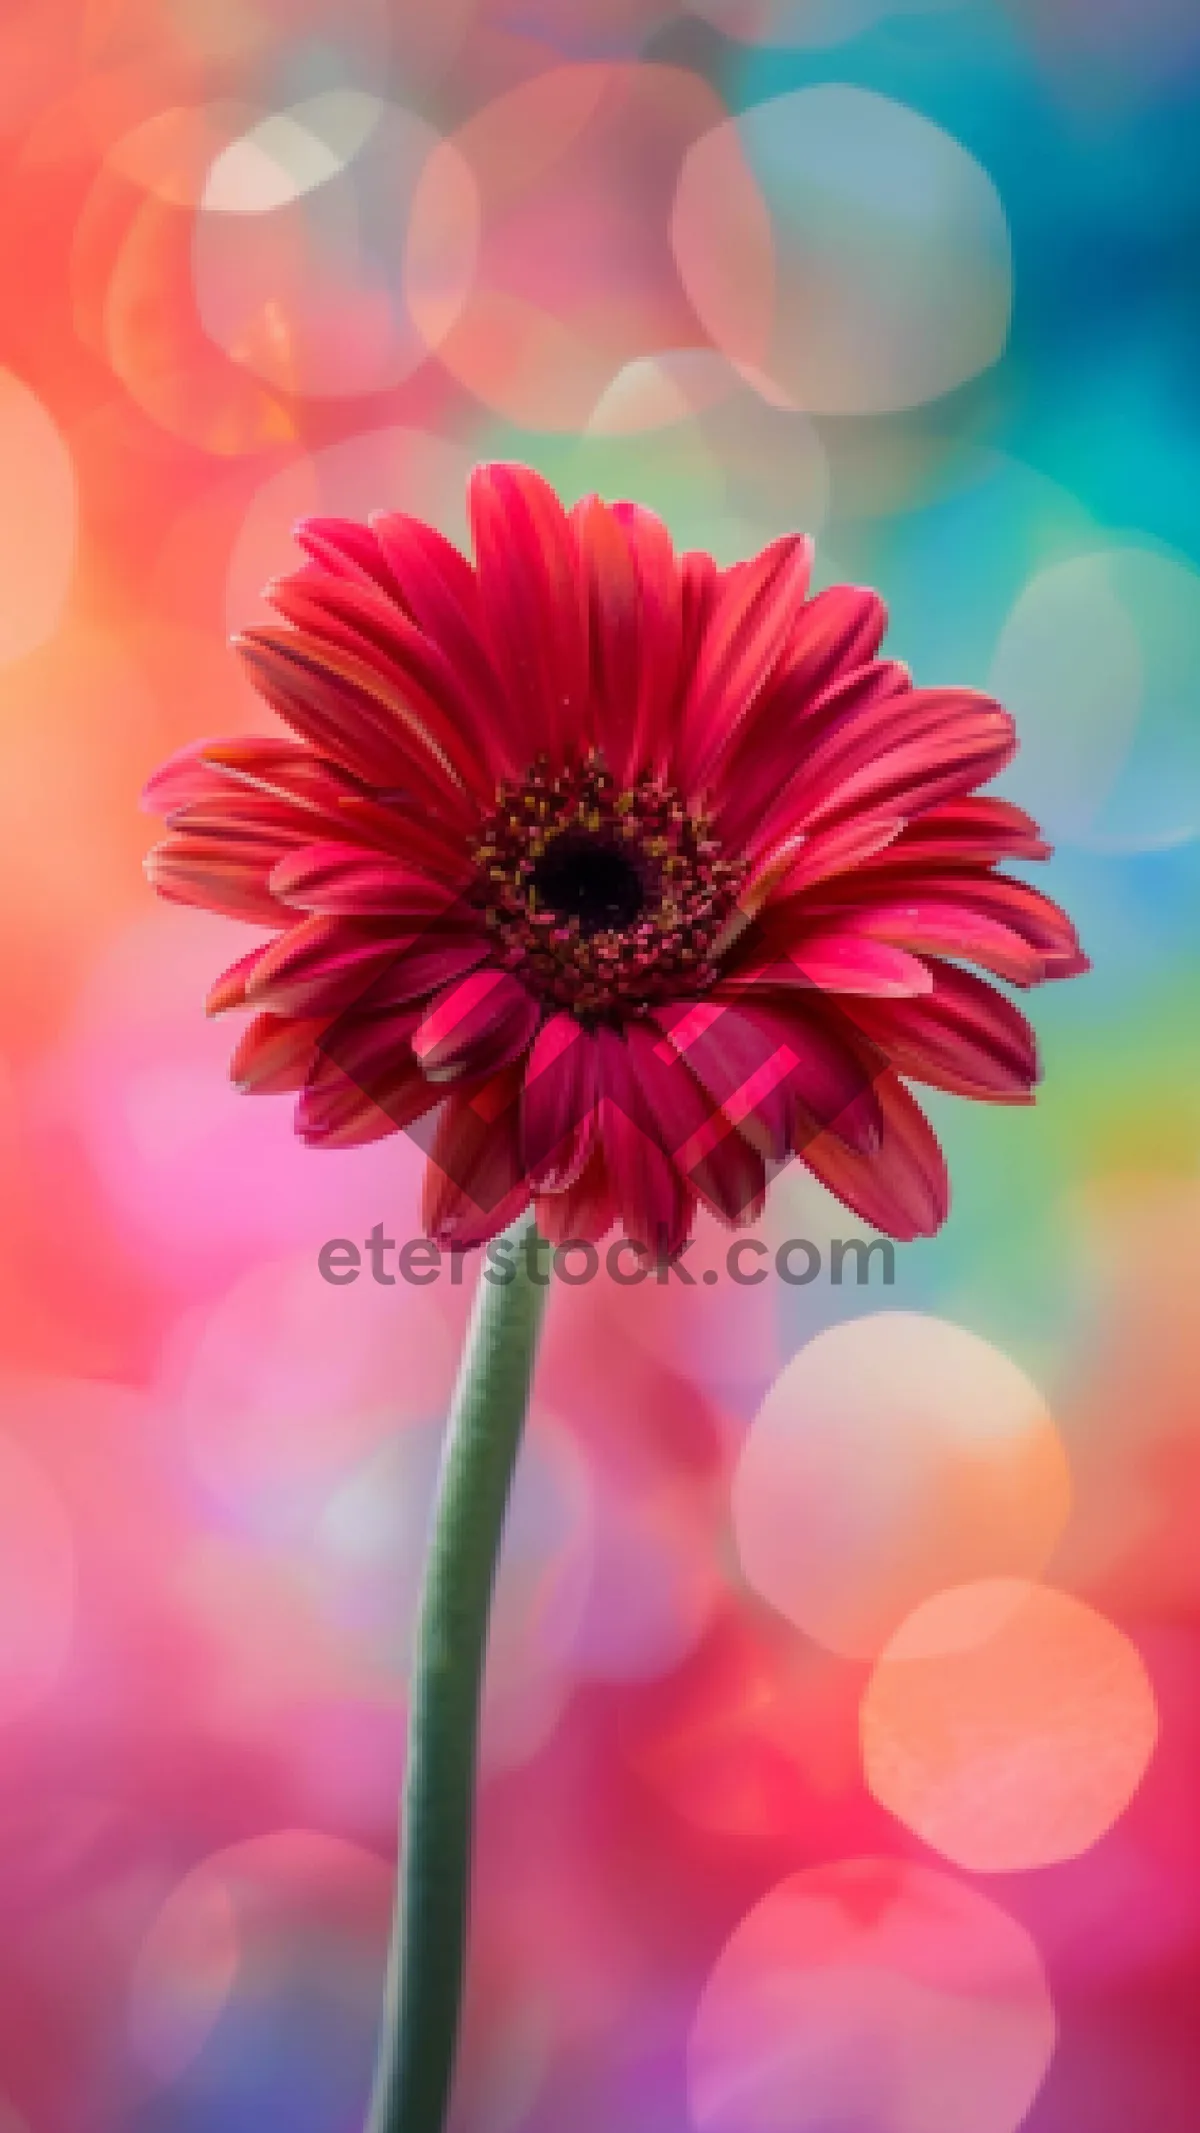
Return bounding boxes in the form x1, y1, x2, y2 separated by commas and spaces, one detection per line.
366, 1211, 550, 2133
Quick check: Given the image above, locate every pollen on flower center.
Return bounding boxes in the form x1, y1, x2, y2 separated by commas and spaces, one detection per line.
470, 748, 747, 1019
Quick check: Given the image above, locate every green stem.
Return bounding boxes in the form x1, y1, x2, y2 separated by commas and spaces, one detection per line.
366, 1211, 550, 2133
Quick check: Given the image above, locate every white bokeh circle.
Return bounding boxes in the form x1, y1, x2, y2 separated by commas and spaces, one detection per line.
689, 1857, 1057, 2133
732, 1313, 1071, 1658
671, 86, 1012, 415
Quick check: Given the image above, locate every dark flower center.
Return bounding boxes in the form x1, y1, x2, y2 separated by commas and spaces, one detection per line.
530, 831, 647, 935
470, 750, 747, 1019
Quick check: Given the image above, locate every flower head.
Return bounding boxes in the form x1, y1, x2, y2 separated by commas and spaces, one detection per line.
143, 464, 1086, 1253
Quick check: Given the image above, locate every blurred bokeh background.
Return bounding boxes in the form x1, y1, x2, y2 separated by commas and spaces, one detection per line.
1, 3, 1199, 2128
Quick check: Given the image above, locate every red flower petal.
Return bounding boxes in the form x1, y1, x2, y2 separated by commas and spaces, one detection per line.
747, 816, 905, 906
422, 1066, 531, 1248
186, 738, 367, 816
265, 569, 494, 804
652, 999, 794, 1161
469, 462, 589, 772
818, 899, 1048, 988
792, 870, 1086, 987
667, 995, 884, 1158
521, 1013, 598, 1190
903, 873, 1086, 972
613, 501, 686, 778
233, 628, 478, 824
679, 549, 719, 681
534, 1143, 616, 1246
777, 582, 888, 700
362, 932, 492, 1010
229, 1013, 331, 1094
294, 516, 402, 598
332, 794, 479, 879
268, 843, 472, 918
593, 1026, 696, 1256
724, 929, 937, 1002
841, 963, 1040, 1103
833, 795, 1052, 875
715, 658, 910, 854
412, 969, 540, 1083
143, 742, 471, 888
799, 1069, 949, 1241
299, 1009, 438, 1148
590, 1024, 763, 1244
730, 671, 1017, 862
371, 510, 515, 784
677, 535, 813, 797
245, 915, 405, 1017
753, 795, 1051, 910
206, 942, 272, 1016
711, 582, 887, 809
572, 495, 684, 783
145, 830, 291, 925
625, 1020, 767, 1229
798, 691, 1017, 839
143, 736, 359, 820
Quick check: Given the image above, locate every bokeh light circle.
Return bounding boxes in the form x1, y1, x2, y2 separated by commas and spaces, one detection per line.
989, 546, 1200, 852
688, 1857, 1057, 2133
671, 86, 1012, 414
0, 368, 77, 667
407, 63, 732, 431
861, 1579, 1159, 1870
200, 91, 383, 212
72, 107, 296, 453
732, 1313, 1071, 1658
193, 98, 473, 398
173, 1253, 458, 1538
129, 1871, 239, 2081
0, 1429, 76, 1723
128, 1831, 391, 2114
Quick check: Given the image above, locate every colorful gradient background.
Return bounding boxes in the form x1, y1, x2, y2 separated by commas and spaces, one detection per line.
2, 3, 1199, 2129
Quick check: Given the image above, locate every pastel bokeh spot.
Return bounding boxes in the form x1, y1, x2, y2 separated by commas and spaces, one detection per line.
407, 63, 732, 430
193, 100, 468, 399
672, 87, 1012, 414
990, 547, 1200, 852
688, 1858, 1057, 2133
733, 1314, 1071, 1658
861, 1578, 1160, 1870
126, 1832, 391, 2122
129, 1873, 240, 2081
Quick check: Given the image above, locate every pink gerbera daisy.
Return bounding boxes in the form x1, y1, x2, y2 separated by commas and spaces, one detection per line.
143, 463, 1086, 1254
